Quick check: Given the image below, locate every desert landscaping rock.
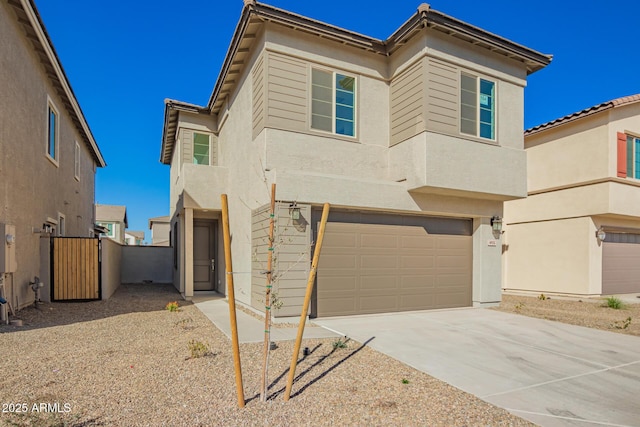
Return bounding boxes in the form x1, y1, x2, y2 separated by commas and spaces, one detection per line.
0, 284, 533, 426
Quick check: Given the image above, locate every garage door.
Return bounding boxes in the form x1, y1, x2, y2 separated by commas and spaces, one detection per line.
316, 213, 472, 317
602, 233, 640, 294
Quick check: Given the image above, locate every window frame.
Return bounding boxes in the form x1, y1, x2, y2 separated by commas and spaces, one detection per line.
310, 67, 357, 138
192, 131, 212, 166
459, 72, 497, 142
46, 97, 60, 166
74, 141, 81, 181
97, 221, 115, 238
58, 213, 66, 237
627, 134, 640, 179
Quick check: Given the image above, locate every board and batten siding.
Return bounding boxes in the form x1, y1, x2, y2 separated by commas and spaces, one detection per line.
264, 52, 307, 132
390, 59, 425, 147
425, 58, 459, 135
252, 54, 266, 139
251, 202, 311, 317
180, 129, 194, 164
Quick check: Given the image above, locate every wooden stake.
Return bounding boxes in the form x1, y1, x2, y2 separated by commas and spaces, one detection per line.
284, 202, 330, 401
221, 194, 245, 408
260, 183, 277, 402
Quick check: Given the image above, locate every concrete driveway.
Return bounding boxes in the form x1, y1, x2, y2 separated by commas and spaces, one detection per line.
315, 308, 640, 427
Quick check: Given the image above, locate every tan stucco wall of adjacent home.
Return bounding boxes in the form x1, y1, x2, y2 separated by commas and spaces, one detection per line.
504, 101, 640, 296
0, 1, 98, 308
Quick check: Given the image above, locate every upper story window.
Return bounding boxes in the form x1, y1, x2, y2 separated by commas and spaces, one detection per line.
627, 135, 640, 179
311, 68, 356, 137
47, 100, 59, 163
74, 141, 81, 180
460, 73, 495, 140
97, 222, 115, 238
193, 132, 211, 165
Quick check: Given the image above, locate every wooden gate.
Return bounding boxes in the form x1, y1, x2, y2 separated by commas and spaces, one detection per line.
51, 237, 101, 301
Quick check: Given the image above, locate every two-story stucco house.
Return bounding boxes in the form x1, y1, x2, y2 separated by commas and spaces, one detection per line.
148, 215, 170, 246
95, 204, 128, 245
161, 1, 551, 317
504, 94, 640, 297
0, 0, 105, 311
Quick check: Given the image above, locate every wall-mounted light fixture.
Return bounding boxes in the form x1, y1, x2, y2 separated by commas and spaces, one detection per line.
289, 202, 300, 220
596, 227, 606, 242
491, 215, 503, 233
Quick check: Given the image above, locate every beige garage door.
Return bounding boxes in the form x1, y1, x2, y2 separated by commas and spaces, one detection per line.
316, 214, 472, 317
602, 233, 640, 295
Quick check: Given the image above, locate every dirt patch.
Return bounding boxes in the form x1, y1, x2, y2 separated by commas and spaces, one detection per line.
494, 294, 640, 336
0, 284, 533, 426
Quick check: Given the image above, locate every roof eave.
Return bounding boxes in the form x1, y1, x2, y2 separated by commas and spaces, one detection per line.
386, 6, 551, 74
525, 94, 640, 137
160, 99, 209, 165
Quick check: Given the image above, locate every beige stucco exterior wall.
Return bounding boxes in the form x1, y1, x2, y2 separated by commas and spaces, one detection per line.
503, 217, 601, 295
0, 2, 98, 308
101, 238, 122, 300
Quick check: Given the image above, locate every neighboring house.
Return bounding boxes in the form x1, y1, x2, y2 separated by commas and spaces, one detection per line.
124, 231, 145, 246
0, 0, 106, 310
95, 204, 128, 245
160, 1, 550, 317
504, 94, 640, 297
148, 215, 170, 246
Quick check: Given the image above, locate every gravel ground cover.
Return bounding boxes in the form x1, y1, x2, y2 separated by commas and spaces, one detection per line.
494, 294, 640, 336
0, 284, 532, 427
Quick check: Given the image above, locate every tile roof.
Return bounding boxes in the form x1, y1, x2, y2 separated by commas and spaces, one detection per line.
525, 94, 640, 136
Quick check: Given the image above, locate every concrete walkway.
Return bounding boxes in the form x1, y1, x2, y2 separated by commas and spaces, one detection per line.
315, 308, 640, 427
193, 295, 340, 343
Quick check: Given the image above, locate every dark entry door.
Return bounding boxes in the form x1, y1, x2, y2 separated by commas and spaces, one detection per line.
193, 220, 216, 291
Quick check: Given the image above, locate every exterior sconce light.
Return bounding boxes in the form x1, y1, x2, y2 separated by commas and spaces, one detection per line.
289, 202, 300, 220
491, 215, 502, 233
596, 227, 606, 242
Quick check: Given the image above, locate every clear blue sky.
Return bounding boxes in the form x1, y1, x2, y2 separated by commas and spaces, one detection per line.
35, 0, 639, 242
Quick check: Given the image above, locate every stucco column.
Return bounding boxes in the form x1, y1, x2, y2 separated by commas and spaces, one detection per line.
472, 217, 503, 307
185, 208, 194, 299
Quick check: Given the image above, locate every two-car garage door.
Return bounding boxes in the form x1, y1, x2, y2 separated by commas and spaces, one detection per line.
315, 212, 472, 317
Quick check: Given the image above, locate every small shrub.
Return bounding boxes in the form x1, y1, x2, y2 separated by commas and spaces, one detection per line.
401, 378, 410, 384
514, 302, 525, 312
333, 338, 348, 349
538, 294, 547, 301
605, 296, 625, 310
187, 340, 210, 359
165, 301, 180, 312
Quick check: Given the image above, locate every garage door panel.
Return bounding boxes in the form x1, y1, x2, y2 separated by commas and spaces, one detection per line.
321, 254, 357, 269
402, 235, 436, 249
323, 232, 358, 248
359, 295, 400, 312
319, 297, 357, 316
361, 234, 399, 249
361, 255, 397, 268
400, 276, 437, 289
401, 255, 435, 268
400, 294, 436, 310
317, 218, 472, 317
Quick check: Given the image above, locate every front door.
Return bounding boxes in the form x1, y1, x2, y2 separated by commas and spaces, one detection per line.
193, 220, 216, 291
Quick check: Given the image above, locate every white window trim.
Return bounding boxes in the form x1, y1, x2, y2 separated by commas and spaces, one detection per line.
57, 213, 66, 237
460, 72, 497, 142
74, 141, 80, 181
627, 134, 640, 180
309, 66, 357, 138
46, 96, 60, 167
192, 131, 212, 166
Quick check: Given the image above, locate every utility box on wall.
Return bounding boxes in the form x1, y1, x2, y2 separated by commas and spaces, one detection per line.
0, 223, 17, 273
